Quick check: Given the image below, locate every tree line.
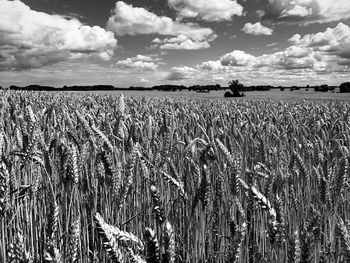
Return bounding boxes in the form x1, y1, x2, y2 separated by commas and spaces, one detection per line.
1, 82, 349, 93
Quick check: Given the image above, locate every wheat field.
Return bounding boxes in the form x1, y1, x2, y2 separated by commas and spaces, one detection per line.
0, 90, 349, 263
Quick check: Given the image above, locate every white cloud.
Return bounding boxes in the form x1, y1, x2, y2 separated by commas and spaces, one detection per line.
135, 55, 154, 62
115, 56, 158, 71
266, 42, 279, 47
288, 34, 302, 43
166, 66, 198, 81
160, 40, 210, 50
256, 10, 266, 18
280, 5, 312, 18
203, 48, 322, 71
198, 60, 225, 71
167, 0, 244, 21
242, 22, 273, 36
107, 1, 216, 50
263, 0, 350, 24
220, 50, 256, 66
151, 34, 214, 50
0, 0, 117, 70
140, 78, 149, 83
284, 46, 310, 58
194, 23, 350, 85
256, 51, 321, 70
289, 23, 350, 60
205, 23, 350, 70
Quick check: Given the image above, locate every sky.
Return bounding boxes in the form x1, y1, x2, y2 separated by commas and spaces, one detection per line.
0, 0, 350, 87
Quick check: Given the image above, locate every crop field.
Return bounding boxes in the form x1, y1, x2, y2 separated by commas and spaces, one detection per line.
0, 90, 350, 263
87, 88, 350, 102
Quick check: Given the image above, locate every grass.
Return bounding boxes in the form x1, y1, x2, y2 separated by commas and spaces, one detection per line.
0, 90, 349, 262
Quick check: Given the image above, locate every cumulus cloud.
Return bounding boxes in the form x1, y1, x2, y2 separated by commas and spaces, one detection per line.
195, 22, 350, 84
242, 22, 274, 36
115, 55, 159, 71
255, 51, 322, 70
0, 0, 117, 71
280, 5, 312, 18
220, 50, 256, 66
199, 60, 225, 71
107, 1, 216, 50
199, 48, 323, 71
140, 78, 150, 83
151, 34, 215, 50
263, 0, 350, 24
289, 23, 350, 60
166, 66, 198, 81
167, 0, 244, 21
134, 55, 154, 62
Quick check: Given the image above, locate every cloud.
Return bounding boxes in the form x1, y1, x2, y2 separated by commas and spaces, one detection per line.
194, 23, 350, 84
140, 78, 149, 83
166, 66, 197, 80
0, 0, 117, 71
200, 48, 322, 71
242, 22, 274, 36
115, 56, 159, 71
289, 23, 350, 59
135, 55, 154, 62
220, 50, 256, 66
266, 42, 279, 47
167, 0, 244, 21
263, 0, 350, 24
198, 60, 225, 71
204, 23, 350, 70
107, 1, 216, 50
280, 5, 312, 18
151, 34, 215, 50
254, 50, 321, 70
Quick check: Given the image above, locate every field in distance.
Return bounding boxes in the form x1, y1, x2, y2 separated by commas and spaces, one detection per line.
86, 88, 350, 101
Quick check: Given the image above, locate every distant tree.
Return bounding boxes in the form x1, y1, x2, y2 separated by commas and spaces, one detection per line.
340, 82, 350, 93
225, 79, 244, 97
314, 84, 329, 92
